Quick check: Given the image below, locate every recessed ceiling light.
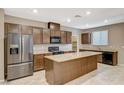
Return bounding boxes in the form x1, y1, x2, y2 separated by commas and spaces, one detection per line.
67, 18, 71, 23
86, 11, 91, 15
33, 9, 38, 13
104, 19, 108, 23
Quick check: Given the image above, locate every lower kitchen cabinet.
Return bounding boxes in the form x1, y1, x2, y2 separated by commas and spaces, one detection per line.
86, 56, 97, 72
33, 53, 52, 71
80, 49, 118, 66
33, 54, 44, 71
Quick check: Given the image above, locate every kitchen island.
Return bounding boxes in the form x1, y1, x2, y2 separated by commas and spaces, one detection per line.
44, 51, 101, 85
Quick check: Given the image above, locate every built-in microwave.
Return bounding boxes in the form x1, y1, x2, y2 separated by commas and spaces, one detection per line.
50, 36, 61, 44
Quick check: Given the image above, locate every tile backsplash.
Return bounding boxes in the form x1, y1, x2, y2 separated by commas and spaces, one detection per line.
33, 44, 72, 52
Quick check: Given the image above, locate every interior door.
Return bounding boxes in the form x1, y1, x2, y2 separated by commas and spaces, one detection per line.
21, 35, 33, 62
7, 33, 21, 65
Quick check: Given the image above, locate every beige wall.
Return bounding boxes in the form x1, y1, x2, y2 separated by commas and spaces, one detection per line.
80, 23, 124, 65
0, 9, 4, 81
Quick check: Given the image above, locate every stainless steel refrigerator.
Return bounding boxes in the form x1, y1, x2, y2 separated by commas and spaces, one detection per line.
5, 33, 33, 81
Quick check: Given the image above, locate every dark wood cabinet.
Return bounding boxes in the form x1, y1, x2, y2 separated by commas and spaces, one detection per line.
81, 33, 91, 44
48, 22, 60, 31
86, 56, 97, 73
33, 54, 44, 71
5, 23, 73, 44
5, 23, 20, 34
80, 49, 118, 66
33, 27, 43, 44
45, 55, 98, 85
43, 29, 50, 44
61, 31, 67, 44
66, 32, 72, 44
33, 53, 52, 71
112, 52, 118, 66
21, 25, 33, 35
50, 30, 60, 37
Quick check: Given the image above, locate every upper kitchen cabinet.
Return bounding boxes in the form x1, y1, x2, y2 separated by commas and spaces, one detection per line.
48, 22, 60, 31
61, 31, 67, 44
33, 27, 43, 44
21, 25, 33, 35
43, 29, 50, 44
81, 33, 91, 44
50, 30, 61, 37
5, 23, 20, 34
66, 31, 72, 44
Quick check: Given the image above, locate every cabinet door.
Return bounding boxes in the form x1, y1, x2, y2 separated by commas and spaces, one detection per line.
61, 31, 67, 44
5, 23, 20, 34
43, 29, 50, 44
21, 25, 33, 35
50, 31, 55, 37
33, 54, 44, 71
33, 27, 43, 44
87, 56, 97, 73
66, 32, 72, 44
81, 33, 91, 44
51, 31, 60, 37
48, 22, 60, 31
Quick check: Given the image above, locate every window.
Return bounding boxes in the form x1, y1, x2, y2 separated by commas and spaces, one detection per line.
92, 30, 108, 45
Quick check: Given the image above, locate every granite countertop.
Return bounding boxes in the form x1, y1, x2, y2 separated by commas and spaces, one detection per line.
33, 51, 52, 55
44, 51, 102, 62
80, 48, 117, 52
33, 50, 75, 55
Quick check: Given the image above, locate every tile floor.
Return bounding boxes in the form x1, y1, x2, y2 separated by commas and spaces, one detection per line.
1, 63, 124, 85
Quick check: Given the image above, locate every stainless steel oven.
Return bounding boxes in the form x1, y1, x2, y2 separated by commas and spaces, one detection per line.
50, 36, 61, 44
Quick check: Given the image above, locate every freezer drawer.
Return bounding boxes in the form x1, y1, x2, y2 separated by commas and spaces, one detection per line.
7, 62, 33, 80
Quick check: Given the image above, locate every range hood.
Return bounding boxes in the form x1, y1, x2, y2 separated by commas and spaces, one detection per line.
48, 22, 60, 31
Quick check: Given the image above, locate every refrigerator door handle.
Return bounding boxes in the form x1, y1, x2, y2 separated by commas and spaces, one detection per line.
22, 36, 24, 62
19, 35, 22, 62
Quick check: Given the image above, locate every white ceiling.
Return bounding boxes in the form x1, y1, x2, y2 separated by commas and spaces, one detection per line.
4, 8, 124, 29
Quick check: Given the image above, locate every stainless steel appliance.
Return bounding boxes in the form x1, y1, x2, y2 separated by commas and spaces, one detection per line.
50, 36, 61, 44
48, 46, 64, 55
5, 33, 33, 81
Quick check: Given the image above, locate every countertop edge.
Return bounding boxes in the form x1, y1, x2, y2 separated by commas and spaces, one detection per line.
44, 52, 102, 63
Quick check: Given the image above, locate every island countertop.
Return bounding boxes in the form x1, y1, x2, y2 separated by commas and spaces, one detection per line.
44, 51, 102, 62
